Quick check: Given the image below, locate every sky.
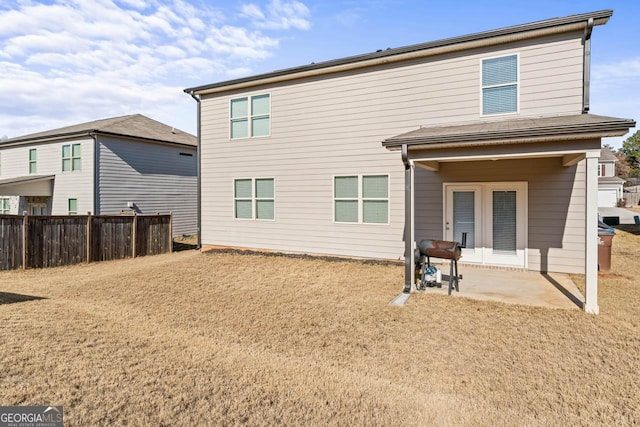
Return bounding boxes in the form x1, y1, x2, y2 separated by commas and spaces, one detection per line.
1, 0, 638, 147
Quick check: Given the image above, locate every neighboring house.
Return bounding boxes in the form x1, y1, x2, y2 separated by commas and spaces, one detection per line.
185, 10, 635, 314
0, 114, 197, 236
598, 146, 625, 207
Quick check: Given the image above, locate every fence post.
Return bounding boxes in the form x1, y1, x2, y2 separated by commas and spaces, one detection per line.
169, 211, 173, 253
22, 211, 28, 269
132, 213, 137, 258
86, 213, 92, 263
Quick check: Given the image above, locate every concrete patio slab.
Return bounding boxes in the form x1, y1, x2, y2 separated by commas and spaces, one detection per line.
417, 263, 584, 310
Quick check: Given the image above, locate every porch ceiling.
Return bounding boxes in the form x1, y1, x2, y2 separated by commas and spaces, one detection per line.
0, 175, 54, 196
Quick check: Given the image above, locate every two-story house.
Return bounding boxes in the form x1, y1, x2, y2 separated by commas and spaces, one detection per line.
185, 10, 635, 313
598, 146, 624, 207
0, 114, 197, 236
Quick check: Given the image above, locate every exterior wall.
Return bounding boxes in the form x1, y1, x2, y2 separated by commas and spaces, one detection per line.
414, 157, 585, 274
0, 137, 95, 214
97, 136, 197, 236
199, 31, 586, 260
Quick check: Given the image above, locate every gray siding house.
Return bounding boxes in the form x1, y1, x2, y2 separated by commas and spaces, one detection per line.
0, 115, 197, 236
186, 10, 635, 314
597, 146, 624, 207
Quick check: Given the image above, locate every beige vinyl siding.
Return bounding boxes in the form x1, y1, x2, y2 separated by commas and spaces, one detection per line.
97, 136, 197, 236
414, 157, 586, 274
199, 31, 585, 261
0, 138, 94, 215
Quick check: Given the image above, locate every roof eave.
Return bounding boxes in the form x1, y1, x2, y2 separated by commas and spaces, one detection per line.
382, 120, 636, 150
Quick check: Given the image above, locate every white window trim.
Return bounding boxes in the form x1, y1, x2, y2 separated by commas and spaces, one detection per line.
479, 53, 520, 117
229, 93, 271, 140
62, 143, 81, 172
233, 177, 276, 221
333, 174, 390, 225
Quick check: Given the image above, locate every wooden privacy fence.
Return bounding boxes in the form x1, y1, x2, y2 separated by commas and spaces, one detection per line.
0, 213, 172, 270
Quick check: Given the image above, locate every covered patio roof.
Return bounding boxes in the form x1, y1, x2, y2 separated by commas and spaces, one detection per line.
0, 175, 54, 196
382, 114, 636, 150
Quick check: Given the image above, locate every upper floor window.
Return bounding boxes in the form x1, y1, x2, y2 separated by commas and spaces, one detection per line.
334, 175, 389, 224
0, 197, 9, 214
482, 54, 518, 115
234, 178, 275, 220
598, 164, 606, 177
230, 94, 270, 139
62, 143, 81, 171
29, 149, 37, 174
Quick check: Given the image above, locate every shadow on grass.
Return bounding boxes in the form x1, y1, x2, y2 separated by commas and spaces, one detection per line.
0, 292, 46, 305
173, 241, 198, 252
614, 224, 640, 235
542, 273, 584, 310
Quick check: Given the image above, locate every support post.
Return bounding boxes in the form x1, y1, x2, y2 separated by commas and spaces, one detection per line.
584, 151, 599, 314
132, 213, 137, 258
22, 211, 28, 270
86, 213, 92, 263
169, 211, 173, 253
402, 145, 415, 293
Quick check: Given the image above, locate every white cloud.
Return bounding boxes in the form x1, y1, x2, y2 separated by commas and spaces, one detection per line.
0, 0, 311, 138
241, 0, 311, 30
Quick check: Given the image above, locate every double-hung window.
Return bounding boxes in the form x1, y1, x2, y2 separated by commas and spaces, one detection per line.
0, 197, 10, 214
68, 198, 78, 215
234, 178, 275, 220
334, 175, 389, 224
29, 149, 37, 174
482, 54, 518, 115
230, 94, 270, 139
62, 143, 81, 171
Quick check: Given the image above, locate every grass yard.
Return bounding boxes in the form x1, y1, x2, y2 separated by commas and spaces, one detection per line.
1, 230, 639, 426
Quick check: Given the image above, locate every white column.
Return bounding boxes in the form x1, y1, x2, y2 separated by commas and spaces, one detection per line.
403, 159, 415, 292
584, 151, 599, 314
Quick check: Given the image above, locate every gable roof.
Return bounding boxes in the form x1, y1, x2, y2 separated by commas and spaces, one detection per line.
599, 146, 618, 162
2, 114, 196, 147
185, 10, 612, 95
382, 114, 636, 150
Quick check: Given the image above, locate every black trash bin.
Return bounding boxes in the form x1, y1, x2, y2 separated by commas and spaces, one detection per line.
598, 225, 615, 271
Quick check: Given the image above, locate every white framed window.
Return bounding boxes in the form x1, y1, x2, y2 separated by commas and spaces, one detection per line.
234, 178, 275, 220
29, 148, 37, 174
334, 174, 389, 224
68, 198, 77, 215
0, 197, 10, 214
598, 164, 606, 177
62, 143, 81, 171
230, 94, 270, 139
481, 54, 518, 115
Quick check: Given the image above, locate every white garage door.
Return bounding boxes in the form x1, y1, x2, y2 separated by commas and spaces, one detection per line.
598, 189, 617, 207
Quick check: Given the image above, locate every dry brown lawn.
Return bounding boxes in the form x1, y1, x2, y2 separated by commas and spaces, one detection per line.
1, 230, 639, 426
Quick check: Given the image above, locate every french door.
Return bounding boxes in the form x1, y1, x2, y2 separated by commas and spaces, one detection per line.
444, 182, 527, 267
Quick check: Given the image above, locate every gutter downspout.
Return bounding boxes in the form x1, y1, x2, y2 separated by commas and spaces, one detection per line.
582, 17, 594, 114
90, 132, 99, 215
189, 91, 202, 249
402, 144, 413, 293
